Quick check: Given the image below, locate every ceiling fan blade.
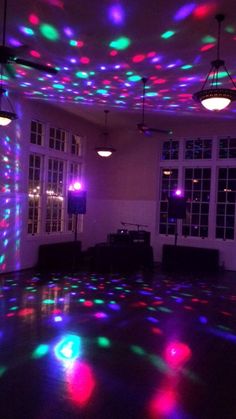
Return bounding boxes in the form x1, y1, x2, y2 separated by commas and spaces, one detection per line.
14, 58, 58, 74
148, 127, 172, 134
4, 62, 16, 78
12, 44, 29, 57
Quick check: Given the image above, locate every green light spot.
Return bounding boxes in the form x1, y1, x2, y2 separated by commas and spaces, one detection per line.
130, 345, 146, 356
70, 40, 77, 46
157, 306, 173, 313
32, 344, 49, 359
96, 89, 108, 95
202, 35, 216, 43
211, 71, 228, 79
146, 92, 158, 97
97, 337, 111, 348
161, 30, 175, 39
10, 306, 18, 311
53, 83, 64, 89
89, 71, 95, 75
24, 27, 34, 35
149, 354, 169, 373
181, 64, 192, 70
76, 71, 89, 79
79, 298, 85, 302
126, 71, 133, 75
109, 36, 131, 50
128, 75, 142, 82
225, 26, 235, 34
94, 299, 104, 304
0, 255, 5, 264
0, 366, 7, 377
40, 24, 59, 41
43, 299, 54, 304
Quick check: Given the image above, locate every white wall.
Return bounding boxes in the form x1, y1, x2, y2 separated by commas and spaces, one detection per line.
1, 99, 236, 273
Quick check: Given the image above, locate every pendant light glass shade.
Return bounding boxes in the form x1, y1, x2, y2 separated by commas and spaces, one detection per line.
193, 14, 236, 111
95, 110, 116, 157
0, 88, 17, 126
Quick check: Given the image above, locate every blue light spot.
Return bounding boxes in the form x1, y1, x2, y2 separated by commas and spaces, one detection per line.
108, 4, 125, 25
174, 3, 196, 21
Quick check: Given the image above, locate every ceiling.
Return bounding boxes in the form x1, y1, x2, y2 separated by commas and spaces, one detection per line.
2, 0, 236, 127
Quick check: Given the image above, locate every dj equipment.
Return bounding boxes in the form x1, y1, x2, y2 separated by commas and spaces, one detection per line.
108, 229, 150, 246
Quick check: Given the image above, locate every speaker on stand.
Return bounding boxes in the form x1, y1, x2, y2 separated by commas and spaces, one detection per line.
68, 190, 87, 241
168, 195, 187, 246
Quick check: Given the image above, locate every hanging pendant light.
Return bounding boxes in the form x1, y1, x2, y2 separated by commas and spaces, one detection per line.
193, 14, 236, 111
0, 87, 17, 126
95, 110, 116, 157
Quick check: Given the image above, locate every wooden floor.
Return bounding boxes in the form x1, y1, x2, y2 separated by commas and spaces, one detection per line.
0, 268, 236, 418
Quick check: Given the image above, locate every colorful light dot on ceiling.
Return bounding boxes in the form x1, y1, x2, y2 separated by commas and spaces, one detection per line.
64, 26, 74, 37
97, 337, 111, 347
225, 25, 235, 33
127, 75, 141, 82
20, 26, 34, 36
32, 344, 49, 358
80, 57, 90, 64
174, 3, 196, 21
161, 30, 175, 39
108, 4, 125, 24
53, 83, 65, 89
28, 14, 40, 25
132, 54, 145, 63
181, 64, 192, 69
76, 71, 89, 78
30, 50, 41, 58
202, 35, 216, 43
201, 43, 215, 52
40, 23, 59, 41
110, 50, 118, 56
109, 36, 131, 50
193, 3, 216, 19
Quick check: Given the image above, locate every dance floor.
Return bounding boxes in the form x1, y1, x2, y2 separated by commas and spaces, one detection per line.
0, 268, 236, 418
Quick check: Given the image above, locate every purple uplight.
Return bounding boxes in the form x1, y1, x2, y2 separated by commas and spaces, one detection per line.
175, 189, 183, 196
69, 181, 82, 191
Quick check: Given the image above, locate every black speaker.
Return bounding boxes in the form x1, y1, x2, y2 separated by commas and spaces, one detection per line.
168, 196, 186, 219
67, 190, 87, 214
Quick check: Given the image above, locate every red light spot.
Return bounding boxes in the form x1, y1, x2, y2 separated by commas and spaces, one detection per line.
18, 308, 35, 317
151, 327, 163, 335
83, 301, 93, 307
66, 361, 95, 406
30, 50, 41, 58
80, 56, 90, 64
29, 14, 40, 25
149, 388, 177, 417
110, 50, 118, 56
155, 64, 162, 69
193, 3, 216, 19
153, 78, 166, 84
201, 43, 215, 52
165, 341, 192, 368
147, 51, 156, 58
77, 40, 84, 48
132, 54, 145, 63
102, 79, 111, 84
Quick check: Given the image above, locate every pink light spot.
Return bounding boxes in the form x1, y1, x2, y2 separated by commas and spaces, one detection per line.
110, 50, 118, 56
29, 14, 40, 25
132, 54, 145, 63
66, 361, 95, 406
193, 3, 216, 19
30, 50, 41, 58
147, 51, 156, 58
77, 40, 84, 48
165, 341, 192, 368
80, 56, 90, 64
201, 43, 215, 52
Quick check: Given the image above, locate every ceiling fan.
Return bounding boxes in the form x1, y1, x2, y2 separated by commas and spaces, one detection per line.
0, 0, 58, 77
137, 77, 172, 136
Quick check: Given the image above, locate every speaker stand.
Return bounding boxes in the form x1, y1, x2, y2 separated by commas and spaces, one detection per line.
74, 213, 78, 242
174, 218, 178, 246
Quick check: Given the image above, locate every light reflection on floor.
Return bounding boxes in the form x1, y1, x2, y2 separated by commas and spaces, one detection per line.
0, 269, 236, 418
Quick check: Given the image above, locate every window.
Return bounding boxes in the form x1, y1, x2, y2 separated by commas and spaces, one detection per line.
46, 158, 64, 233
71, 134, 82, 156
30, 120, 44, 145
28, 154, 42, 234
182, 168, 211, 237
185, 138, 212, 159
162, 140, 179, 160
219, 137, 236, 159
159, 169, 178, 234
49, 127, 66, 152
216, 168, 236, 240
